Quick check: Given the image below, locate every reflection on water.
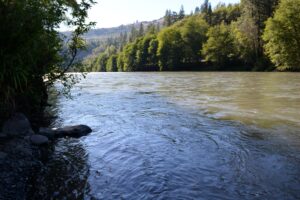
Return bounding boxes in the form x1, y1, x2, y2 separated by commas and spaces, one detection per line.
37, 73, 300, 199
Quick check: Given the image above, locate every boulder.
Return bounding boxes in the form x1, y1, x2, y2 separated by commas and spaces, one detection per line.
30, 135, 49, 145
54, 125, 92, 138
39, 127, 55, 140
2, 113, 34, 137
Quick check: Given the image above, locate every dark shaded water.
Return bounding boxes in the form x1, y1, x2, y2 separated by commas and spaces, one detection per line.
35, 73, 300, 199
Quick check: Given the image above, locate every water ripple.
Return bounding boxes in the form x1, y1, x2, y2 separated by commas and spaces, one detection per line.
38, 72, 300, 200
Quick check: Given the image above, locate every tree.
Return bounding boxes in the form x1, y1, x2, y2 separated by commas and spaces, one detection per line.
163, 9, 182, 27
136, 36, 151, 70
146, 23, 157, 34
157, 27, 185, 71
178, 5, 185, 20
0, 0, 95, 120
138, 23, 145, 37
95, 53, 109, 72
236, 0, 279, 68
202, 23, 238, 68
180, 16, 209, 63
211, 3, 241, 25
195, 7, 201, 14
263, 0, 300, 71
201, 0, 213, 24
117, 52, 125, 72
148, 37, 159, 68
106, 55, 118, 72
122, 42, 138, 71
129, 25, 138, 42
163, 10, 173, 27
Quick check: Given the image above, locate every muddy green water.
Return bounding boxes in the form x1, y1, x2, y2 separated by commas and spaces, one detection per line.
33, 72, 300, 200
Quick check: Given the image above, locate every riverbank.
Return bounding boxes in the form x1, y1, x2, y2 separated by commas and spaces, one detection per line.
0, 136, 50, 199
0, 113, 92, 199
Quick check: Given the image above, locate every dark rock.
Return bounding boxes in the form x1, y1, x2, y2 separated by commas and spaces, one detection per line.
0, 138, 41, 200
39, 127, 55, 140
24, 136, 31, 142
0, 132, 8, 139
0, 152, 7, 160
54, 125, 92, 138
2, 113, 34, 137
30, 135, 49, 145
27, 129, 35, 136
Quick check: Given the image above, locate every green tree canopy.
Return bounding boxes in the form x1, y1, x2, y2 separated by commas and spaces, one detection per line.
122, 42, 138, 71
180, 16, 209, 62
202, 23, 238, 68
157, 27, 185, 71
263, 0, 300, 71
106, 55, 118, 72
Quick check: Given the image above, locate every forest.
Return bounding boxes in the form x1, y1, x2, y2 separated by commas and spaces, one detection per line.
85, 0, 300, 72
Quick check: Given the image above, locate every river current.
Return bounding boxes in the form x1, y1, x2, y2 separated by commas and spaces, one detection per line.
33, 72, 300, 200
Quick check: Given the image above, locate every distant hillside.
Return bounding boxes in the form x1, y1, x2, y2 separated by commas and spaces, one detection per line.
65, 18, 163, 61
83, 18, 163, 40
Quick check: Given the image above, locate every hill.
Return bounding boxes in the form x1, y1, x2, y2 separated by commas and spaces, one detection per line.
64, 18, 163, 61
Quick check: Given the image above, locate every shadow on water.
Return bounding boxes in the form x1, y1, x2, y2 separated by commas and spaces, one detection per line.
28, 89, 90, 200
31, 73, 300, 200
30, 138, 90, 200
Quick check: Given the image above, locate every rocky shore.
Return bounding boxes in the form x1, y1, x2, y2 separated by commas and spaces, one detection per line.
0, 113, 92, 200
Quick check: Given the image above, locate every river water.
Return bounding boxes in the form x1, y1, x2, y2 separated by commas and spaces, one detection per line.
33, 72, 300, 200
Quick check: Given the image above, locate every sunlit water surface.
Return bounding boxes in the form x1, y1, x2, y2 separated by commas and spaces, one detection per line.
34, 72, 300, 200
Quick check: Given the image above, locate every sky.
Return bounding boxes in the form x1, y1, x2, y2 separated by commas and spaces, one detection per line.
87, 0, 240, 29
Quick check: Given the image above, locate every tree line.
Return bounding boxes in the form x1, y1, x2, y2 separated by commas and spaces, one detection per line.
86, 0, 300, 72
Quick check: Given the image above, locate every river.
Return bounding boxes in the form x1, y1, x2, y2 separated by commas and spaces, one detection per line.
32, 72, 300, 200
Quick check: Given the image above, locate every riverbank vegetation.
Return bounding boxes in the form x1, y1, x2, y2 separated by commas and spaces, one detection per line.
86, 0, 300, 72
1, 0, 300, 122
0, 0, 94, 122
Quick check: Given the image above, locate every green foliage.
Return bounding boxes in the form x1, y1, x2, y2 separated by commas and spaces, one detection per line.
0, 0, 94, 119
163, 5, 185, 27
235, 0, 279, 69
148, 37, 159, 67
211, 3, 241, 25
232, 19, 258, 66
123, 42, 139, 71
84, 0, 297, 73
117, 53, 125, 72
201, 0, 213, 24
106, 55, 118, 72
157, 27, 185, 71
95, 53, 109, 72
263, 0, 300, 71
202, 23, 238, 67
138, 23, 145, 37
180, 16, 209, 62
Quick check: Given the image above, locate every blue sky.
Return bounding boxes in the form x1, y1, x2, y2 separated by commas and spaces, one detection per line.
86, 0, 240, 29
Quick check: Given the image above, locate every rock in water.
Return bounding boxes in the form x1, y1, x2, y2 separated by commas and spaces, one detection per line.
30, 135, 49, 145
55, 125, 92, 138
39, 127, 55, 140
2, 113, 34, 137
